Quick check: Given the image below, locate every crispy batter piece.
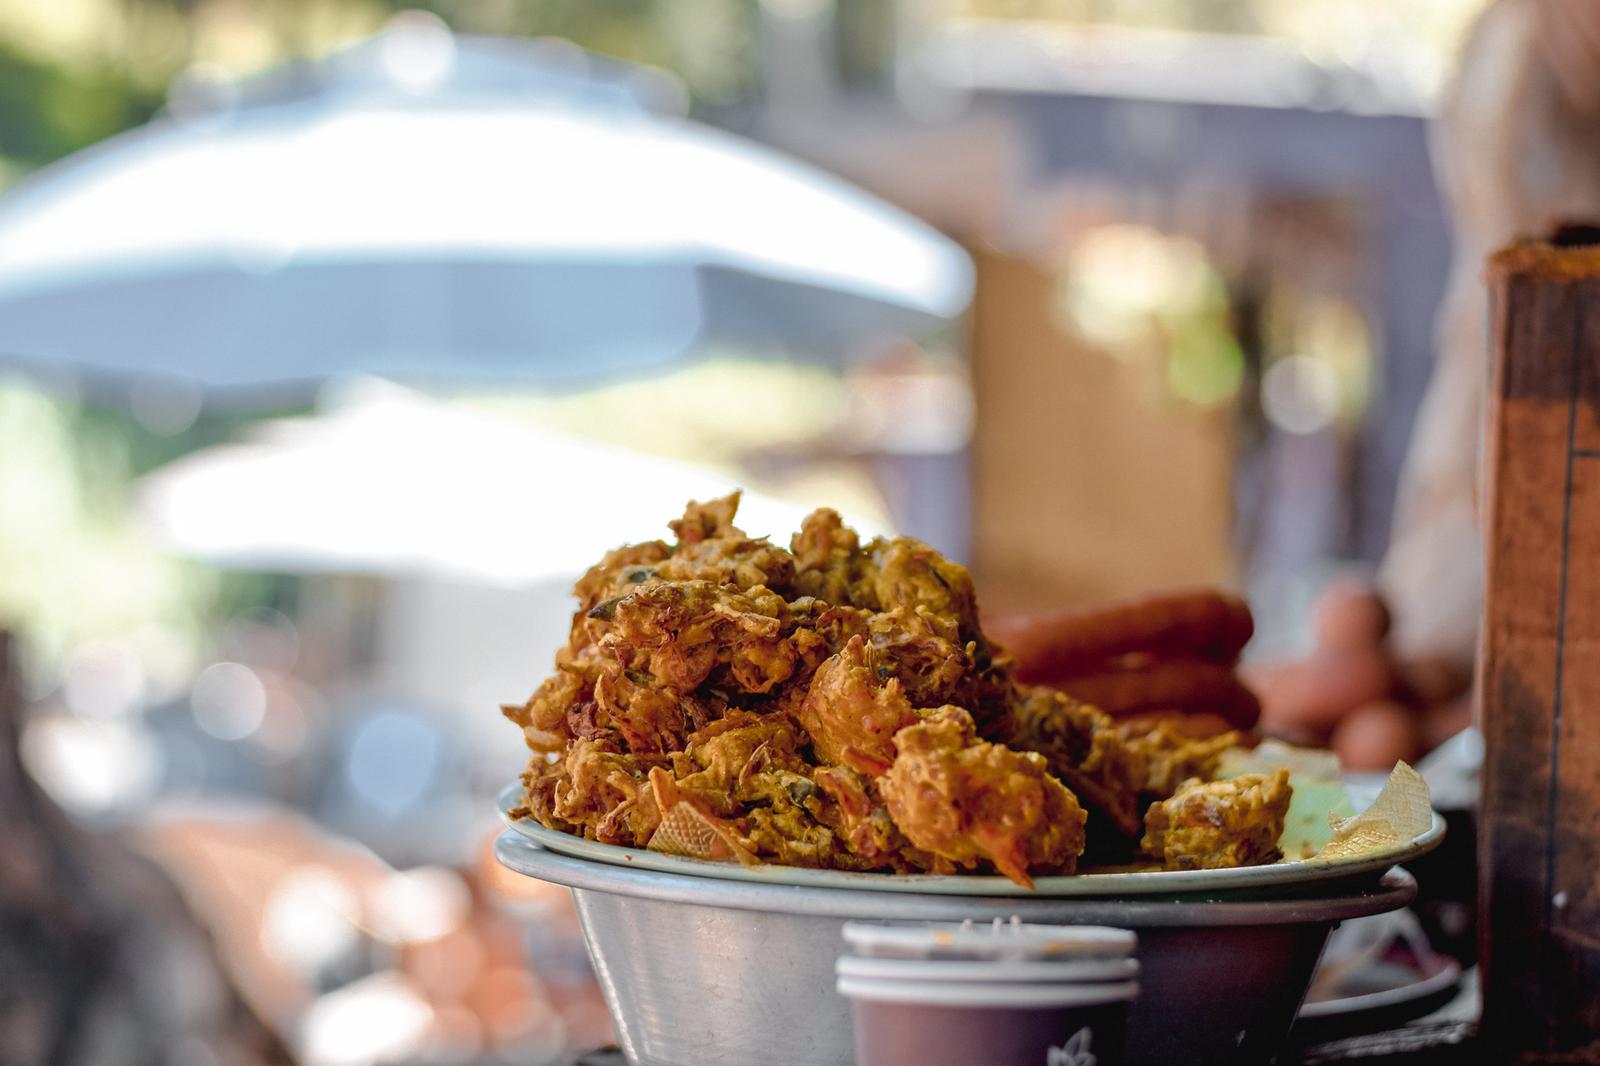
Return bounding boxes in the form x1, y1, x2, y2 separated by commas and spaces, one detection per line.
1002, 684, 1144, 837
508, 494, 1267, 888
795, 635, 921, 770
602, 580, 799, 694
811, 763, 945, 873
589, 670, 723, 754
660, 492, 798, 592
502, 668, 586, 752
521, 740, 667, 848
879, 707, 1087, 887
866, 606, 973, 708
1140, 770, 1293, 871
791, 508, 870, 604
1118, 718, 1242, 799
866, 537, 982, 641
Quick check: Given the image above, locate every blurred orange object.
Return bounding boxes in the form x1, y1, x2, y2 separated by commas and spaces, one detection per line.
1330, 700, 1423, 772
136, 806, 397, 1030
987, 588, 1260, 731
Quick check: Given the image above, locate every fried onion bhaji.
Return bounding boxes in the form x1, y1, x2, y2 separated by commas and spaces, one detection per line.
520, 738, 667, 848
1001, 684, 1144, 837
600, 581, 811, 695
506, 493, 1277, 887
1140, 770, 1293, 871
880, 707, 1087, 888
791, 508, 871, 604
794, 634, 921, 771
1117, 718, 1242, 800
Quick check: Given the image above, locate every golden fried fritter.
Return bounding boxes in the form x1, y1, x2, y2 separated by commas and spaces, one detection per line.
1118, 719, 1242, 800
786, 599, 872, 657
791, 508, 871, 603
509, 495, 1269, 888
865, 607, 972, 708
1140, 770, 1292, 871
794, 635, 921, 771
502, 668, 586, 752
1002, 684, 1144, 837
866, 537, 982, 641
792, 516, 982, 642
671, 710, 809, 801
879, 707, 1087, 887
589, 669, 724, 754
602, 580, 800, 694
571, 541, 671, 610
521, 739, 667, 848
664, 711, 845, 868
811, 763, 946, 873
659, 492, 798, 592
564, 542, 674, 660
669, 494, 743, 543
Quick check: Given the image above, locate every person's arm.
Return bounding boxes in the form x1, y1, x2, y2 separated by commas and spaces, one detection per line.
1257, 0, 1600, 767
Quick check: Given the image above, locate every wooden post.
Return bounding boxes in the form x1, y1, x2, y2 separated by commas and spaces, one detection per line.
1479, 228, 1600, 1059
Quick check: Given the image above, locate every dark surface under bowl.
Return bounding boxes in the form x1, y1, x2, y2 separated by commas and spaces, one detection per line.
495, 831, 1418, 1066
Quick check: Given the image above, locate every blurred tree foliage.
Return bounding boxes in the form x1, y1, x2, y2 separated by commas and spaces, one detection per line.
0, 41, 161, 182
424, 0, 758, 104
0, 0, 759, 187
0, 0, 766, 678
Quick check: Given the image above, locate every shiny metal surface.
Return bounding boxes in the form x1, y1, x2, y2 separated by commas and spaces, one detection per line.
495, 832, 1417, 1066
496, 782, 1447, 898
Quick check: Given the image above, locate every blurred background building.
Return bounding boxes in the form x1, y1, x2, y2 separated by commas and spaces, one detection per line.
0, 1, 1484, 1063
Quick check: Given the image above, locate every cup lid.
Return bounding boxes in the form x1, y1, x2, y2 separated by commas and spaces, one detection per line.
837, 954, 1139, 984
842, 919, 1136, 961
837, 974, 1139, 1008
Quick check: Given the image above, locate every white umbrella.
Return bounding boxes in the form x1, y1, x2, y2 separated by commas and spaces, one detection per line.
137, 380, 888, 585
0, 21, 972, 398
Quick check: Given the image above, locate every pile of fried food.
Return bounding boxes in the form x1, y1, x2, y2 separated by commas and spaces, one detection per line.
505, 495, 1293, 888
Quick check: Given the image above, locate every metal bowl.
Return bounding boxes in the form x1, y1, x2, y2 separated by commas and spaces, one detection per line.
495, 831, 1419, 1066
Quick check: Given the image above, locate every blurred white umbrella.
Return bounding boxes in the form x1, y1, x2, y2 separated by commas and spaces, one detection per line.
0, 18, 971, 400
137, 380, 887, 585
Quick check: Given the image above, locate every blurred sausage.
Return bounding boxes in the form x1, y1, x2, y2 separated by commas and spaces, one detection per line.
988, 589, 1255, 683
1054, 658, 1262, 730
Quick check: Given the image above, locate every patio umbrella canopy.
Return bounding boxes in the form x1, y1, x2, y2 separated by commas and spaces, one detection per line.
137, 379, 889, 585
0, 19, 973, 399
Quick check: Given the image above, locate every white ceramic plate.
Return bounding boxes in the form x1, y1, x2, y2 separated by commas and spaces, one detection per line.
496, 782, 1445, 897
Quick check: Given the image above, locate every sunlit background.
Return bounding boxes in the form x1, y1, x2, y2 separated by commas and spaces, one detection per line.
0, 1, 1484, 1063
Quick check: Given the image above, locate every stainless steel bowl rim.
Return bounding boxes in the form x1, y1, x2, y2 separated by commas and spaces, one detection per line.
494, 832, 1418, 925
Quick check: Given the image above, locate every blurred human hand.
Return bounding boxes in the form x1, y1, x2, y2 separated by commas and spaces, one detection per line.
1241, 580, 1472, 771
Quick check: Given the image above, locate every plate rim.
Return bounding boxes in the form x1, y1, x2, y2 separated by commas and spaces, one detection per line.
1297, 956, 1464, 1019
495, 781, 1445, 898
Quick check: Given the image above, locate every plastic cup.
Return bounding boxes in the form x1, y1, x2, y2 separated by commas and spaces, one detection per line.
837, 954, 1140, 985
837, 921, 1138, 1064
838, 975, 1136, 1066
842, 919, 1136, 962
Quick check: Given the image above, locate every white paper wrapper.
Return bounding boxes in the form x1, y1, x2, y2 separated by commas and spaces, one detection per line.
1315, 761, 1433, 860
1219, 744, 1433, 861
